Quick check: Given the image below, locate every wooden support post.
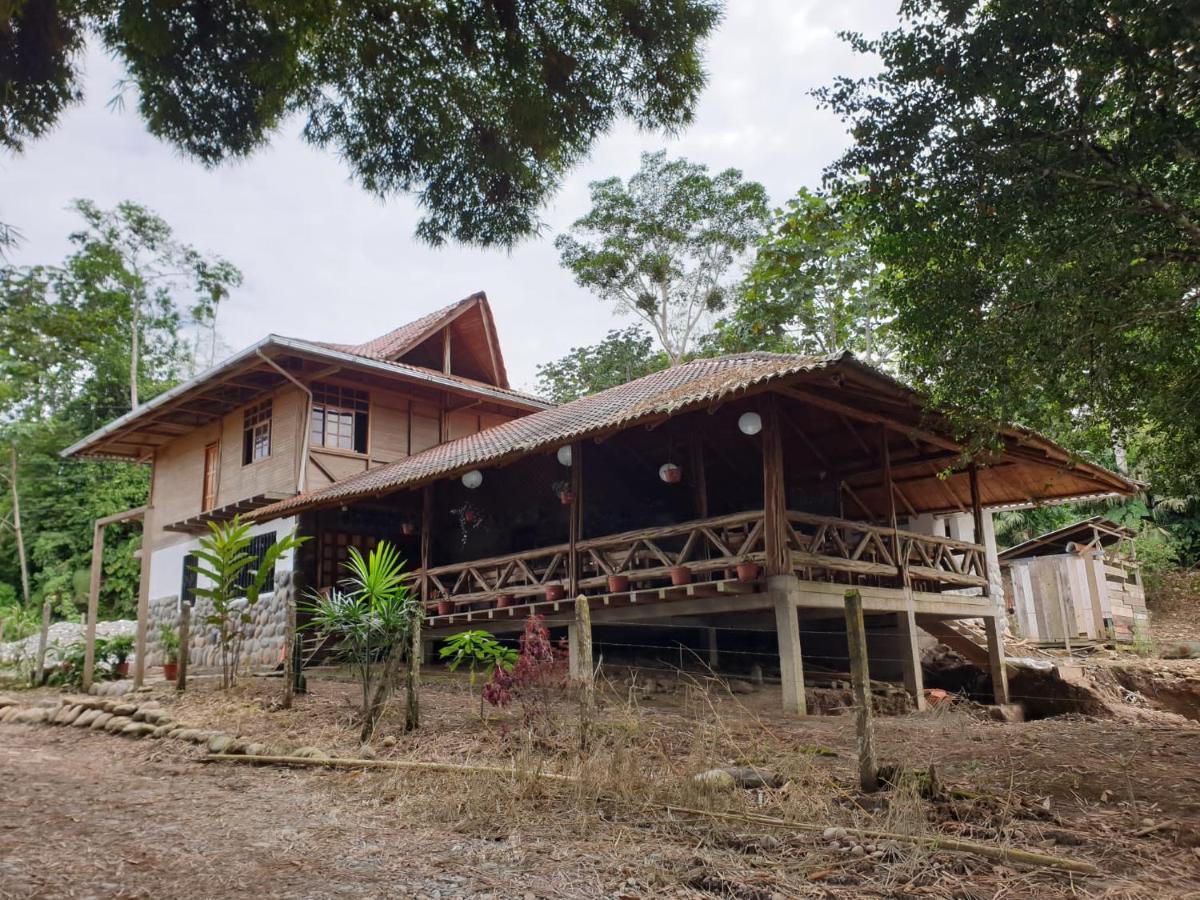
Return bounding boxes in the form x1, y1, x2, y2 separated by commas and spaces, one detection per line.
844, 588, 879, 792
176, 603, 190, 691
33, 599, 51, 686
133, 506, 155, 688
575, 595, 595, 749
420, 484, 433, 611
405, 605, 421, 732
983, 615, 1010, 705
82, 521, 106, 692
896, 607, 925, 711
568, 442, 582, 598
761, 395, 790, 577
690, 437, 708, 520
706, 627, 719, 670
770, 575, 806, 715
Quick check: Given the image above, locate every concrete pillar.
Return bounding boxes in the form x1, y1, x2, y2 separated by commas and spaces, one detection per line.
983, 615, 1010, 705
705, 627, 719, 670
896, 607, 926, 711
769, 575, 806, 715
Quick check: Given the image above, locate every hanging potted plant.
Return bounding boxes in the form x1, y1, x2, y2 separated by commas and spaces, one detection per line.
735, 561, 762, 582
551, 480, 574, 505
669, 565, 692, 586
451, 501, 484, 546
607, 573, 630, 593
159, 624, 180, 681
400, 520, 415, 537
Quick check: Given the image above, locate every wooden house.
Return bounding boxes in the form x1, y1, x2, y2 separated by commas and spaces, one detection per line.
65, 293, 1140, 711
999, 517, 1149, 645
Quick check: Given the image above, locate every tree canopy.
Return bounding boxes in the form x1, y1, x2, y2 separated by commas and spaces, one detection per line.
2, 0, 721, 247
555, 151, 768, 364
534, 326, 668, 403
818, 0, 1200, 492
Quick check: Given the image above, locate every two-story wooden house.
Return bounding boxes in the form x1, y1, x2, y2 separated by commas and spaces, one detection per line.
66, 293, 1138, 713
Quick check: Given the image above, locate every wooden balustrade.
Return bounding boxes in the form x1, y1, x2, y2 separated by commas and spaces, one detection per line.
413, 508, 987, 618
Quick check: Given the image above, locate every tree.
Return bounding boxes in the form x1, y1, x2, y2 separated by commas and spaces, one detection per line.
2, 1, 721, 247
534, 326, 669, 402
190, 516, 306, 689
818, 0, 1200, 491
62, 201, 240, 409
713, 189, 892, 364
555, 151, 769, 364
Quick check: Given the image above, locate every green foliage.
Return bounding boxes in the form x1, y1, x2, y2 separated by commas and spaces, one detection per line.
534, 326, 669, 403
45, 638, 105, 688
819, 0, 1200, 493
159, 622, 180, 664
556, 151, 769, 363
105, 633, 134, 665
440, 629, 517, 718
713, 189, 892, 364
191, 516, 307, 689
303, 541, 414, 723
0, 592, 39, 643
4, 1, 721, 246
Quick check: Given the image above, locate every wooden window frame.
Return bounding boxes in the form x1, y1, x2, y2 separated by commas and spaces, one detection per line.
309, 382, 369, 455
201, 442, 220, 511
242, 399, 272, 466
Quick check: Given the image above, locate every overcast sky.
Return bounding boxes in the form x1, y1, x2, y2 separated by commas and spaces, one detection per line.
3, 1, 898, 393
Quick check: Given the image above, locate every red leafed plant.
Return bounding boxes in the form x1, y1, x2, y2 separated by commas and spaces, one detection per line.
483, 614, 567, 732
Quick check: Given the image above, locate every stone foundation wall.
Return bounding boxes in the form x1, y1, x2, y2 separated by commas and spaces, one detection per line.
145, 570, 294, 670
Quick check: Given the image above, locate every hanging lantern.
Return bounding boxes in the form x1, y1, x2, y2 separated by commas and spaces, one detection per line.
659, 462, 682, 484
461, 469, 483, 489
738, 411, 763, 435
556, 445, 573, 466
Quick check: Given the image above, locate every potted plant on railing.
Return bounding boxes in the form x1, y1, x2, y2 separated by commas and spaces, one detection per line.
107, 634, 135, 678
551, 480, 573, 505
159, 623, 180, 681
495, 593, 514, 609
669, 565, 692, 586
735, 560, 762, 582
607, 573, 630, 593
434, 591, 454, 617
544, 582, 564, 602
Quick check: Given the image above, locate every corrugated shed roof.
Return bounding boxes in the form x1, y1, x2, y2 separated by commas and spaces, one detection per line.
254, 352, 843, 518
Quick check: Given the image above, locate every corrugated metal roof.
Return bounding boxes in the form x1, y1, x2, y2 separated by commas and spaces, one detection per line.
253, 351, 845, 518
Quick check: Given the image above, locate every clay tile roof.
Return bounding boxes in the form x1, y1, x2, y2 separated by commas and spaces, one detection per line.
254, 351, 842, 519
316, 293, 481, 361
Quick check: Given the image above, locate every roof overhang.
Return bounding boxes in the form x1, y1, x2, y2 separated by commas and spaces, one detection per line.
161, 492, 296, 534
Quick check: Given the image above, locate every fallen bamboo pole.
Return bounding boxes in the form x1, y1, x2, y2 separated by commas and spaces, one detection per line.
204, 753, 1097, 875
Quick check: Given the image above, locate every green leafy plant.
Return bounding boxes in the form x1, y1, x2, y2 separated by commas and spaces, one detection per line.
191, 516, 307, 689
303, 541, 414, 740
440, 630, 518, 719
106, 634, 134, 670
159, 623, 180, 665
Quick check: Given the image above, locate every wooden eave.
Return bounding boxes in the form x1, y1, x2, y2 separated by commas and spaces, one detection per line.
162, 492, 296, 534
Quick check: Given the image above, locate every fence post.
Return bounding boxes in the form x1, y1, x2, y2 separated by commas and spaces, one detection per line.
405, 607, 421, 732
843, 588, 878, 792
32, 599, 51, 686
282, 589, 296, 709
575, 595, 594, 750
176, 603, 190, 691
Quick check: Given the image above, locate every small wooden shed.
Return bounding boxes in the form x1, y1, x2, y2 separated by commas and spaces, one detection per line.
999, 517, 1148, 644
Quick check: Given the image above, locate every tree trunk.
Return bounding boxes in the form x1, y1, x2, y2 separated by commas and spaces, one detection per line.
8, 445, 31, 608
405, 611, 421, 732
130, 294, 140, 409
361, 637, 406, 743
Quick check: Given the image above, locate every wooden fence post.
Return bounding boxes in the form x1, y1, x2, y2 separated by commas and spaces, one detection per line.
176, 603, 190, 691
282, 589, 296, 709
575, 595, 594, 750
844, 589, 879, 792
405, 606, 421, 732
32, 599, 51, 686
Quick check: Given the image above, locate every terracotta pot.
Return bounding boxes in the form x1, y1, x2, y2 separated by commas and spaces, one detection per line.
545, 584, 565, 602
558, 491, 574, 505
607, 574, 630, 593
115, 661, 130, 678
436, 599, 454, 616
400, 522, 415, 536
735, 562, 762, 583
669, 565, 692, 586
925, 688, 951, 707
495, 594, 513, 609
162, 663, 178, 681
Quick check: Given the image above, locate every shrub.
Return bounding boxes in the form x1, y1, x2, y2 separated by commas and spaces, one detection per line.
483, 615, 567, 736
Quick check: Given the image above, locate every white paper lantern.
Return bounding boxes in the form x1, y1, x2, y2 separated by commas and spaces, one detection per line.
659, 463, 682, 484
738, 411, 763, 435
461, 469, 483, 489
556, 445, 573, 466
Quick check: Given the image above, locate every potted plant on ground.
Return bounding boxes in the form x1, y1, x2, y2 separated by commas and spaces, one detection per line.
551, 480, 574, 505
107, 634, 135, 678
160, 623, 180, 681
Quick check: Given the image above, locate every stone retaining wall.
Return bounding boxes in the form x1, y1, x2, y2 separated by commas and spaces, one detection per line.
146, 570, 294, 670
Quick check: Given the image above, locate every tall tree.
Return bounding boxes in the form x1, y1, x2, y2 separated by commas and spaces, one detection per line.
1, 0, 721, 247
61, 200, 240, 409
713, 189, 891, 363
535, 326, 668, 403
818, 0, 1200, 491
556, 151, 768, 365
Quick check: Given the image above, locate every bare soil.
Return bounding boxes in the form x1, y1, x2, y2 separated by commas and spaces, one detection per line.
3, 670, 1200, 899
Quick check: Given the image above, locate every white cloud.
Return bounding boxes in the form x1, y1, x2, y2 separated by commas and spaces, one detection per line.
1, 1, 898, 393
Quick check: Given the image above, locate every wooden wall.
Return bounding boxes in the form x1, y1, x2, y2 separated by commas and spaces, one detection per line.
1004, 553, 1149, 643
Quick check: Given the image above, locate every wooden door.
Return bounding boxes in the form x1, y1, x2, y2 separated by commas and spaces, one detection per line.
202, 443, 219, 511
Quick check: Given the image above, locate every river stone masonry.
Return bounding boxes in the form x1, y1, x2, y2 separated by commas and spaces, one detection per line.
145, 570, 294, 670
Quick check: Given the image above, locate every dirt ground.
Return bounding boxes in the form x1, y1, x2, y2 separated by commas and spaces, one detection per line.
3, 668, 1200, 899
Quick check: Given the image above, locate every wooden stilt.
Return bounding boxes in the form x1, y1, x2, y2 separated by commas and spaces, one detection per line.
706, 627, 719, 670
983, 615, 1010, 705
82, 522, 106, 692
761, 396, 789, 577
896, 607, 925, 710
844, 588, 879, 791
133, 505, 155, 688
771, 576, 806, 715
176, 603, 190, 691
33, 599, 51, 686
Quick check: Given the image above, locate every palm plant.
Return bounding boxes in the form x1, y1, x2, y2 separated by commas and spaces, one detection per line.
191, 516, 307, 689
